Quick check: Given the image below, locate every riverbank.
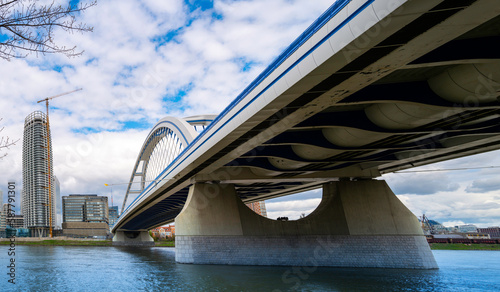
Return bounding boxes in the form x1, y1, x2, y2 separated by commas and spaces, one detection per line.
430, 243, 500, 250
0, 239, 112, 246
155, 241, 175, 247
0, 238, 174, 247
2, 239, 498, 250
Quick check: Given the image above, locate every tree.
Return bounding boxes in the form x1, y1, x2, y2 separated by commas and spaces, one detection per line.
0, 0, 97, 60
0, 118, 18, 159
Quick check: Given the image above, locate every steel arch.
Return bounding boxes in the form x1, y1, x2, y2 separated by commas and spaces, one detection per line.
121, 116, 199, 214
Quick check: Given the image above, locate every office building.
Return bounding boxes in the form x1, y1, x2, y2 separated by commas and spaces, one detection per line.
62, 194, 109, 223
8, 215, 24, 229
0, 203, 8, 229
246, 201, 267, 217
108, 206, 119, 230
0, 192, 3, 233
478, 227, 500, 238
62, 194, 109, 237
150, 225, 175, 240
22, 111, 56, 237
54, 176, 61, 227
0, 203, 23, 229
456, 224, 478, 233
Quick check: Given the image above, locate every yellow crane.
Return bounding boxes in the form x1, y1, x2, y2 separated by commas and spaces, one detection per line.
37, 88, 82, 237
420, 214, 435, 235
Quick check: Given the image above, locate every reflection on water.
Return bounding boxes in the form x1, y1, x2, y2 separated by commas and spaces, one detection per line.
3, 246, 500, 291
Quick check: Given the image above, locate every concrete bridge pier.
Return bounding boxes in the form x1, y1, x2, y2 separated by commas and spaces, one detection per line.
175, 180, 437, 269
112, 231, 154, 246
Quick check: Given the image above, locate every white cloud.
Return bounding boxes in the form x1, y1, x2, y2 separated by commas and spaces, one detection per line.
379, 151, 500, 227
394, 184, 500, 228
0, 0, 333, 207
264, 189, 323, 220
384, 171, 460, 195
441, 220, 465, 227
264, 188, 325, 220
466, 177, 500, 193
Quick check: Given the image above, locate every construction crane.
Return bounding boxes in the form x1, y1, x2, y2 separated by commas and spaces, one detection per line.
420, 214, 435, 235
37, 88, 82, 237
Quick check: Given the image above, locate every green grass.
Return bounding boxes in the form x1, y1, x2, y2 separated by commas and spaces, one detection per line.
430, 243, 500, 250
154, 241, 175, 247
0, 239, 112, 246
0, 239, 175, 247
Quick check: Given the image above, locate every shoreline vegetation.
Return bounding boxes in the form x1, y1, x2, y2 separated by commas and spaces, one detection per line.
429, 243, 500, 251
1, 239, 498, 250
0, 239, 112, 246
0, 238, 175, 247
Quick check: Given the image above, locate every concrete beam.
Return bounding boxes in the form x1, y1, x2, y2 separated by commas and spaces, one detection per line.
193, 165, 381, 183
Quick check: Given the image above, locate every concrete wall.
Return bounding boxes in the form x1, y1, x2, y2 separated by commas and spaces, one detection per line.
176, 235, 436, 268
112, 231, 154, 246
62, 222, 109, 237
176, 184, 244, 236
175, 180, 437, 268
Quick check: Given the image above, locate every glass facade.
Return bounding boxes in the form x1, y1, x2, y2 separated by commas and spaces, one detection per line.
108, 206, 119, 229
62, 195, 109, 224
22, 111, 55, 237
54, 176, 61, 227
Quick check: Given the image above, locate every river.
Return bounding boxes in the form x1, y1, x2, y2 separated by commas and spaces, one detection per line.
2, 246, 500, 291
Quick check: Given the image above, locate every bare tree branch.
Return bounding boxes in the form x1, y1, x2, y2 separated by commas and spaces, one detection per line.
0, 0, 97, 60
0, 118, 19, 159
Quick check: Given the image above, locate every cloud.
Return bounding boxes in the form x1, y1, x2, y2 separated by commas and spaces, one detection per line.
266, 198, 321, 212
394, 187, 500, 228
0, 0, 333, 208
441, 220, 466, 227
384, 172, 460, 195
264, 189, 323, 220
266, 198, 322, 220
377, 150, 500, 227
466, 178, 500, 193
265, 189, 322, 203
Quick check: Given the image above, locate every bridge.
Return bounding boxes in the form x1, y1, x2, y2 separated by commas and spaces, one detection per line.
112, 0, 500, 269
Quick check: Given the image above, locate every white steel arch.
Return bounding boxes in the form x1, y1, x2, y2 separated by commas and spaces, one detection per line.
121, 116, 199, 214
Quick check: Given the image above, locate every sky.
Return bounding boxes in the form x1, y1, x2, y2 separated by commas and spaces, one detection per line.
0, 0, 499, 228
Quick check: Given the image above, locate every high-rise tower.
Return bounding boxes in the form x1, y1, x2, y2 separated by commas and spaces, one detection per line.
22, 111, 55, 237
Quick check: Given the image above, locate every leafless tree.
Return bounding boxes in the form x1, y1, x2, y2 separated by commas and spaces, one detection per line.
0, 118, 18, 159
0, 0, 97, 60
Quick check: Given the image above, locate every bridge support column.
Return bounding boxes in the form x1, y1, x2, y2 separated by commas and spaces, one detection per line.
112, 231, 154, 246
175, 180, 437, 269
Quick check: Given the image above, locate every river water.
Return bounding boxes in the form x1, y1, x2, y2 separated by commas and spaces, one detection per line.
2, 245, 499, 291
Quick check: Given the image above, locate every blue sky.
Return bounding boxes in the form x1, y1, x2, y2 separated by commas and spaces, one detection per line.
1, 0, 499, 228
